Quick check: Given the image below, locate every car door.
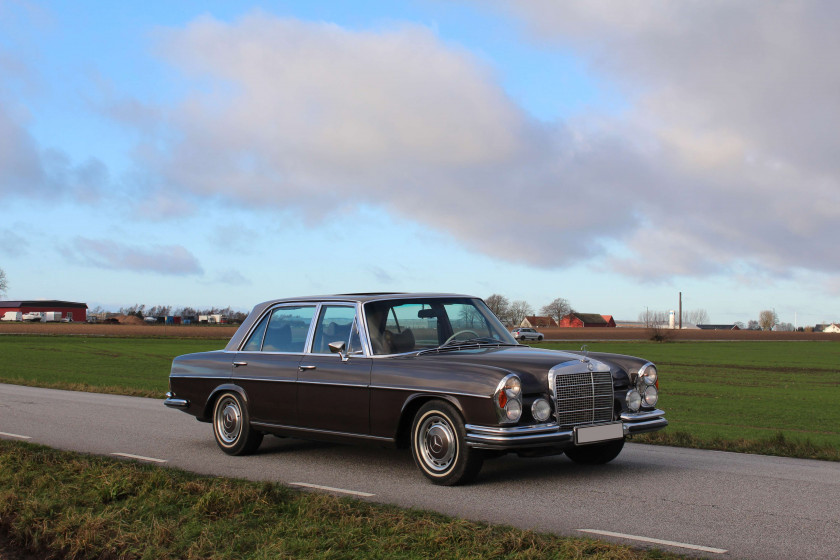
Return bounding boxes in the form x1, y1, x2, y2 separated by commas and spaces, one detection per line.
297, 304, 372, 435
232, 304, 317, 426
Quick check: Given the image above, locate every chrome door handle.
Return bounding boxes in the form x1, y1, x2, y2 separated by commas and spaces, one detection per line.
299, 365, 316, 371
233, 361, 248, 367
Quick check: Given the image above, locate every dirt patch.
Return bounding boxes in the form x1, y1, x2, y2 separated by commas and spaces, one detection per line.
532, 327, 840, 342
2, 322, 837, 341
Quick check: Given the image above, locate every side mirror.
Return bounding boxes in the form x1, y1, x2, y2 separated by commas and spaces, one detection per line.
329, 341, 347, 361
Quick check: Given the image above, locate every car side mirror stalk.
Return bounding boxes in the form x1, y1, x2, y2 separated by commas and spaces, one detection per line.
329, 341, 348, 361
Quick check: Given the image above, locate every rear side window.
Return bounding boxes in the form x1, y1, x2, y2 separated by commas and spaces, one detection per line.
244, 306, 316, 353
242, 313, 269, 351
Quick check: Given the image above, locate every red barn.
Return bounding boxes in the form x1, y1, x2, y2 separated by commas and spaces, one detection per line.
0, 300, 88, 322
558, 312, 616, 328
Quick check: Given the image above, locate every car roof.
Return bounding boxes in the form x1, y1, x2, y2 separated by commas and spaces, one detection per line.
253, 292, 475, 307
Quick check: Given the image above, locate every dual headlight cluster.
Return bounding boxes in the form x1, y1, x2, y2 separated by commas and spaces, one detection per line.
495, 375, 554, 423
626, 363, 658, 412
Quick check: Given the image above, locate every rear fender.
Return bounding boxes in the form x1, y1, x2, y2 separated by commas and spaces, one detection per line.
202, 383, 250, 421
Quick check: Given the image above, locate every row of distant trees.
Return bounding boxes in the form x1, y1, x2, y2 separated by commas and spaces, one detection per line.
485, 294, 573, 327
90, 304, 248, 323
486, 293, 798, 332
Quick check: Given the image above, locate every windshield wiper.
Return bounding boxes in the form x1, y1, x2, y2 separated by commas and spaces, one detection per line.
415, 338, 518, 355
442, 336, 500, 346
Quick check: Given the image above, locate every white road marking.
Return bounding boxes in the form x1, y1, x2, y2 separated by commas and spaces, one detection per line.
0, 432, 31, 439
110, 452, 168, 464
578, 529, 728, 554
289, 482, 375, 497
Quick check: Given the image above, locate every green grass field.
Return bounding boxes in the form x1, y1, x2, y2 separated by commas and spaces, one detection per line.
1, 335, 839, 459
544, 340, 840, 458
0, 335, 225, 397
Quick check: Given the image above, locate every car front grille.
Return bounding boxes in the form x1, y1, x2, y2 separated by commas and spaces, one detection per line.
553, 370, 614, 428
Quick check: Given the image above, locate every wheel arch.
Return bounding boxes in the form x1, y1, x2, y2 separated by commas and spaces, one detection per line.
202, 383, 250, 422
394, 393, 467, 449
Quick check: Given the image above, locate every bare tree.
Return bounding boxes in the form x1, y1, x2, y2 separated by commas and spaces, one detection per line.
540, 297, 572, 323
508, 300, 534, 327
758, 310, 778, 331
746, 319, 760, 330
638, 309, 668, 328
684, 308, 710, 326
0, 267, 7, 297
484, 294, 510, 322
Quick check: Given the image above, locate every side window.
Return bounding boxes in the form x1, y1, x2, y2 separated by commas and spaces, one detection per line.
242, 313, 270, 351
262, 306, 316, 353
347, 319, 363, 355
312, 305, 356, 354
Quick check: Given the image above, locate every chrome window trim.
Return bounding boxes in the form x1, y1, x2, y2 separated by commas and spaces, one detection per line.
305, 302, 372, 358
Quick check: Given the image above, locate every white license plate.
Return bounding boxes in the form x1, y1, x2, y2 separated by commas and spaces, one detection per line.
574, 423, 624, 445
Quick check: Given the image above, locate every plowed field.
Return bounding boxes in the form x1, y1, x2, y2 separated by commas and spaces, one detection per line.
1, 322, 836, 341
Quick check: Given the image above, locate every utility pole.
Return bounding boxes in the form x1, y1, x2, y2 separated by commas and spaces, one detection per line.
679, 292, 682, 330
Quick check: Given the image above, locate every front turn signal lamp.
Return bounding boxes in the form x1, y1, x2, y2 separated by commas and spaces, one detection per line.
626, 389, 642, 412
496, 374, 523, 423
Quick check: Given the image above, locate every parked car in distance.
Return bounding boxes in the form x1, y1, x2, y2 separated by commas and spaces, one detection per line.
511, 327, 544, 341
165, 293, 667, 485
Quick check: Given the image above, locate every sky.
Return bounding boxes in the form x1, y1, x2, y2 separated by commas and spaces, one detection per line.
1, 0, 839, 326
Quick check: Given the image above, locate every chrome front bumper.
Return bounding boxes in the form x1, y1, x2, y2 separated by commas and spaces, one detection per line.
465, 409, 667, 450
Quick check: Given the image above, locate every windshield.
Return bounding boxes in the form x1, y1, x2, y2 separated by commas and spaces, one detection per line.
363, 297, 518, 355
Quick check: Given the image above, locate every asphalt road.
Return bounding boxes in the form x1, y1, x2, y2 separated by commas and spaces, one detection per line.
2, 383, 839, 560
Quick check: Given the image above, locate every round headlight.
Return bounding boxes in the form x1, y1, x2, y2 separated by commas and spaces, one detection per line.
531, 398, 552, 422
505, 399, 522, 421
642, 385, 658, 407
504, 376, 522, 397
626, 389, 641, 412
639, 364, 658, 386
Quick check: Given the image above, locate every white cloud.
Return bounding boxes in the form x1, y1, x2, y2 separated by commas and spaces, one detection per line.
69, 237, 204, 276
496, 0, 840, 277
126, 7, 840, 281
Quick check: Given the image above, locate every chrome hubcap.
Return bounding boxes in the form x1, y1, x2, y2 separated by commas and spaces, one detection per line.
215, 397, 241, 445
418, 415, 456, 472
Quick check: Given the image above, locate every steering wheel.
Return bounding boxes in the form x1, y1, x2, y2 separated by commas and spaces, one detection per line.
444, 330, 480, 345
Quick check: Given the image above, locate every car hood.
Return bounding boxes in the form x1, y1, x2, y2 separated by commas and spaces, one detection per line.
408, 345, 638, 392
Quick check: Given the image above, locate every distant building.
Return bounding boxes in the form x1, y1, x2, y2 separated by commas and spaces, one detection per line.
822, 323, 840, 333
696, 324, 741, 331
520, 315, 558, 328
0, 300, 88, 322
558, 313, 616, 328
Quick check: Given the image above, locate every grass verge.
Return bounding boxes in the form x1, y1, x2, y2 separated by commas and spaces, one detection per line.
0, 440, 683, 560
0, 336, 224, 398
634, 430, 840, 462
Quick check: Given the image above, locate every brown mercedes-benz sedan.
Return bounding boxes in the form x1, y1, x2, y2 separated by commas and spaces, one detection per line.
165, 293, 666, 485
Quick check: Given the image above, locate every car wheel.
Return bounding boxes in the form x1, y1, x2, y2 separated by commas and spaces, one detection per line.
564, 438, 625, 464
212, 391, 263, 455
411, 401, 483, 485
537, 335, 543, 341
